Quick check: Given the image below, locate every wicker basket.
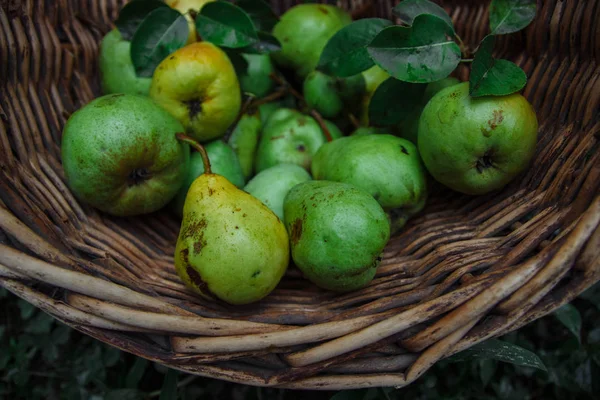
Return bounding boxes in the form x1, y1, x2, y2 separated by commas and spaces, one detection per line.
1, 0, 599, 391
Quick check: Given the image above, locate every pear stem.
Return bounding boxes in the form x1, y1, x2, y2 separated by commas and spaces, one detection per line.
250, 88, 287, 108
269, 73, 334, 142
269, 73, 304, 104
348, 113, 361, 129
176, 133, 212, 174
310, 109, 333, 142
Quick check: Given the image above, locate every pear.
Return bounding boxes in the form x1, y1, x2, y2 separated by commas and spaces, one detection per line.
244, 163, 312, 220
99, 29, 152, 96
174, 135, 289, 305
350, 127, 385, 136
255, 108, 342, 172
303, 71, 365, 119
171, 140, 245, 216
239, 54, 276, 98
272, 4, 352, 79
284, 181, 390, 292
227, 112, 262, 179
312, 134, 428, 212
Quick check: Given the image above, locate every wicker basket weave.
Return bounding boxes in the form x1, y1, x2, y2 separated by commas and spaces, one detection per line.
1, 0, 599, 391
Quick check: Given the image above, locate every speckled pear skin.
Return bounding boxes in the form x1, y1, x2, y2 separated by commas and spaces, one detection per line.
149, 42, 241, 142
255, 108, 342, 173
174, 173, 289, 305
272, 4, 352, 79
283, 181, 390, 292
228, 113, 262, 180
61, 93, 189, 217
418, 82, 538, 195
171, 141, 245, 216
312, 134, 428, 211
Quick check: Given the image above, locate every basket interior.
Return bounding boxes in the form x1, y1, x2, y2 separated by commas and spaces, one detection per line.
0, 0, 599, 390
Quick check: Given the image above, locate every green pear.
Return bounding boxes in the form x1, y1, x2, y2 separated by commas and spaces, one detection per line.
174, 136, 289, 305
258, 102, 281, 125
171, 140, 245, 216
418, 82, 538, 195
387, 196, 426, 235
312, 134, 427, 211
303, 71, 365, 118
284, 181, 390, 292
423, 77, 461, 104
61, 94, 189, 216
255, 108, 342, 172
239, 54, 276, 98
228, 113, 262, 179
244, 164, 312, 220
272, 4, 352, 79
397, 77, 461, 144
350, 127, 385, 136
99, 29, 152, 96
358, 65, 390, 125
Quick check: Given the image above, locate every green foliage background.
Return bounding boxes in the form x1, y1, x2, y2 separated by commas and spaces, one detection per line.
1, 283, 599, 399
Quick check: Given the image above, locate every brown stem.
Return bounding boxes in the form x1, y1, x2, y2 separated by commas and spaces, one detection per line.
269, 73, 304, 104
310, 109, 333, 143
454, 33, 469, 58
348, 113, 361, 129
250, 88, 288, 108
176, 133, 212, 174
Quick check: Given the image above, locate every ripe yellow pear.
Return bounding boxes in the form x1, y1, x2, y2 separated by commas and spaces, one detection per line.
150, 42, 241, 143
174, 135, 289, 305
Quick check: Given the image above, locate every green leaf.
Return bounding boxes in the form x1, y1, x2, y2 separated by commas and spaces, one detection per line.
24, 313, 54, 334
580, 282, 600, 310
469, 35, 527, 97
196, 1, 258, 48
368, 77, 427, 126
222, 49, 249, 77
329, 389, 371, 400
479, 359, 497, 387
115, 0, 168, 41
102, 347, 122, 367
489, 0, 536, 35
18, 300, 36, 320
125, 357, 148, 388
575, 360, 593, 393
241, 31, 281, 54
318, 18, 392, 77
235, 0, 278, 32
393, 0, 455, 34
367, 14, 461, 83
553, 303, 582, 343
159, 369, 179, 400
447, 339, 547, 371
51, 324, 71, 345
130, 8, 188, 77
105, 389, 144, 400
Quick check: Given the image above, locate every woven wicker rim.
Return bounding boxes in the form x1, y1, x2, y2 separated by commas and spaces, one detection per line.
0, 0, 599, 391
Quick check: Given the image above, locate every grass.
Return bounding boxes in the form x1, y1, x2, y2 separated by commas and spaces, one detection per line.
1, 282, 599, 399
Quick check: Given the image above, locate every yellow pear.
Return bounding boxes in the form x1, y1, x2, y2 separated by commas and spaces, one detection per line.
149, 42, 241, 143
174, 135, 289, 305
165, 0, 215, 44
